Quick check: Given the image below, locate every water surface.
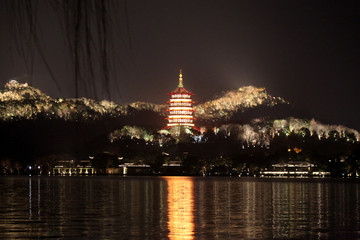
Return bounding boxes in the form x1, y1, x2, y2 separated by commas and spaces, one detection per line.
0, 176, 359, 239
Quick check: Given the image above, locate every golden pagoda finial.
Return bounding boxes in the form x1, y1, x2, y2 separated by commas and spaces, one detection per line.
178, 69, 183, 88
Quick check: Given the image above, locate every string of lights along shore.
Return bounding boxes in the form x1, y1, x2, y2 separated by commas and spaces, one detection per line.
166, 70, 199, 131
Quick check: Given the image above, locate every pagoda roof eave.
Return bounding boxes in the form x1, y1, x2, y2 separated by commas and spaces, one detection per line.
168, 87, 194, 95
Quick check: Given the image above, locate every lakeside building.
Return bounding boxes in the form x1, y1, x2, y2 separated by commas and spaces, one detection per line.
52, 160, 94, 175
165, 70, 199, 132
115, 163, 151, 175
260, 161, 330, 177
162, 160, 184, 175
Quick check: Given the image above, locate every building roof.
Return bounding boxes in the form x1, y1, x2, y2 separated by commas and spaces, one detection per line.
169, 87, 193, 95
272, 161, 316, 168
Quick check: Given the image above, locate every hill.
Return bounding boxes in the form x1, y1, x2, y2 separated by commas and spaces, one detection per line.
0, 81, 358, 139
195, 86, 289, 122
0, 82, 299, 123
0, 81, 359, 176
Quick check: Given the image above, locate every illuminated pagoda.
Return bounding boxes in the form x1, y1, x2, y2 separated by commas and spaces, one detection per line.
165, 70, 199, 132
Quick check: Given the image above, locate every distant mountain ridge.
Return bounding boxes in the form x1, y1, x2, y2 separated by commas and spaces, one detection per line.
194, 86, 289, 122
0, 81, 291, 122
0, 80, 287, 120
0, 80, 127, 121
0, 80, 358, 141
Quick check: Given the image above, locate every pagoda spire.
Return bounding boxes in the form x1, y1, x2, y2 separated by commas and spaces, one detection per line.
178, 69, 183, 88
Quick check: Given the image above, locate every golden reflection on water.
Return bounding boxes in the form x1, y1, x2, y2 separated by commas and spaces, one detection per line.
1, 177, 359, 239
163, 177, 195, 240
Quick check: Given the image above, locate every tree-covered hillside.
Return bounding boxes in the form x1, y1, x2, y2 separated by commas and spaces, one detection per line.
0, 80, 359, 176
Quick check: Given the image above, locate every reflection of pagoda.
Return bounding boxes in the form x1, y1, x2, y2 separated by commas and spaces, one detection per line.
165, 70, 199, 131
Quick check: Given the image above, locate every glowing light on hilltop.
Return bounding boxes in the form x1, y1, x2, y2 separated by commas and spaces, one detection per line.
165, 70, 199, 131
164, 177, 195, 240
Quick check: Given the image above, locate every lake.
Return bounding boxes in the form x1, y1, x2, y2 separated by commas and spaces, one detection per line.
0, 176, 359, 239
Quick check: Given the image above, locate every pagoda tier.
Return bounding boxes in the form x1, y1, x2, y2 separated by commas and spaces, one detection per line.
165, 71, 198, 130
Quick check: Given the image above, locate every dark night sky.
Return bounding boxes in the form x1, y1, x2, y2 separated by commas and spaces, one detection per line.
0, 0, 359, 129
